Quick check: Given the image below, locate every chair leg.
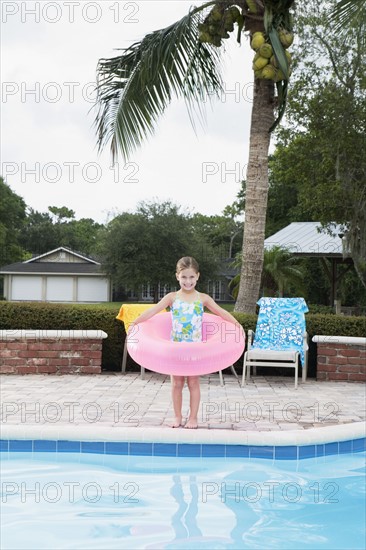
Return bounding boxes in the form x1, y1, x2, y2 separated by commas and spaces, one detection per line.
294, 364, 298, 389
121, 340, 128, 374
241, 353, 248, 386
219, 370, 224, 386
294, 354, 299, 389
302, 352, 308, 382
302, 365, 307, 383
302, 334, 309, 382
141, 366, 145, 380
230, 365, 239, 379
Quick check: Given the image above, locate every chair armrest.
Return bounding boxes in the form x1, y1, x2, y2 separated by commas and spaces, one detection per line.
302, 331, 309, 376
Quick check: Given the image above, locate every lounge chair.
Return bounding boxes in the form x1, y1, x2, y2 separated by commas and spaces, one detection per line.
241, 297, 309, 389
117, 303, 157, 378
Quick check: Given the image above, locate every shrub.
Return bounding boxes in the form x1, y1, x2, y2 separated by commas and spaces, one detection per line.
307, 304, 335, 314
305, 313, 366, 338
0, 302, 124, 371
1, 303, 364, 375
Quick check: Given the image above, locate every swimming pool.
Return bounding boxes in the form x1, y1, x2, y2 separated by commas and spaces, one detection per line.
1, 442, 365, 550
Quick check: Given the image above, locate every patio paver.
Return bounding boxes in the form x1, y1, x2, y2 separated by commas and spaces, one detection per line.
1, 372, 365, 432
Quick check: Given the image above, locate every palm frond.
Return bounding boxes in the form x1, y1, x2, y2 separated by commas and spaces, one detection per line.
265, 4, 292, 132
332, 0, 366, 29
95, 6, 224, 162
270, 80, 288, 132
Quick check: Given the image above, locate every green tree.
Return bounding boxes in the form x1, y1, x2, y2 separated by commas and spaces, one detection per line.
19, 209, 59, 255
271, 0, 366, 288
266, 146, 307, 237
94, 1, 295, 313
57, 218, 104, 256
99, 200, 217, 302
261, 245, 304, 296
0, 177, 27, 266
20, 207, 103, 257
191, 210, 243, 259
48, 206, 75, 223
229, 245, 304, 298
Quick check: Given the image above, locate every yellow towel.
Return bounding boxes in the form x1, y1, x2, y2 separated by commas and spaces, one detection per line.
116, 303, 161, 332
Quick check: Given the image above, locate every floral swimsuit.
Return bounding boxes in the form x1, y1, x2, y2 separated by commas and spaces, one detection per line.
170, 292, 204, 342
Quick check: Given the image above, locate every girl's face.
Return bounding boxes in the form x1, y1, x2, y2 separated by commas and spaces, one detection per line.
176, 267, 199, 292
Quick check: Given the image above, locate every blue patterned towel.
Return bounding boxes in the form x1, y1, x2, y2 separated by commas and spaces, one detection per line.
252, 297, 309, 366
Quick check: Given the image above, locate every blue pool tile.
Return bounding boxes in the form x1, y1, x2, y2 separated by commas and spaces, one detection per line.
249, 446, 274, 460
225, 445, 249, 458
129, 442, 153, 456
105, 442, 128, 455
57, 440, 81, 453
81, 441, 105, 454
275, 446, 298, 460
9, 440, 33, 452
316, 444, 325, 457
34, 440, 57, 452
298, 445, 316, 459
153, 443, 177, 457
338, 440, 353, 454
324, 442, 339, 456
202, 444, 225, 457
2, 438, 364, 459
0, 440, 9, 452
352, 438, 366, 452
177, 444, 201, 457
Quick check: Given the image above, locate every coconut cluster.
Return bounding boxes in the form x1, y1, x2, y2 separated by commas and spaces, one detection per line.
198, 5, 241, 47
251, 30, 293, 81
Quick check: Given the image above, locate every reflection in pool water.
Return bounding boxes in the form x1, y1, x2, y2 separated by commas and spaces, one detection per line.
1, 451, 365, 549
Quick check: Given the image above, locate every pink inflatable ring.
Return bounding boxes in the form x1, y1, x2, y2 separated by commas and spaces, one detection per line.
127, 312, 245, 376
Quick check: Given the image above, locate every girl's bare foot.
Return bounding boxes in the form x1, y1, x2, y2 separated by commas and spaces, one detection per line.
170, 417, 183, 428
184, 418, 198, 429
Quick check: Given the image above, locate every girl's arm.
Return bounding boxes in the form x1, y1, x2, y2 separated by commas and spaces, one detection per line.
132, 293, 174, 325
201, 294, 242, 328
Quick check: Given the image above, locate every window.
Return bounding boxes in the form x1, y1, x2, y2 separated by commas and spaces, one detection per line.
141, 284, 154, 301
158, 284, 168, 299
207, 280, 222, 301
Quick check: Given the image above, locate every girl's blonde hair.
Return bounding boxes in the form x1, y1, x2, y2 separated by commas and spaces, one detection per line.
176, 256, 199, 274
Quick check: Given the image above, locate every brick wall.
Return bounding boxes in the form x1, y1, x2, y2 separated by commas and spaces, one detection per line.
316, 342, 366, 382
0, 330, 107, 375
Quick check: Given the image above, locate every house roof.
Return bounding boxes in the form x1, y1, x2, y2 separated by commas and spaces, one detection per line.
264, 222, 344, 257
0, 262, 104, 275
25, 246, 99, 264
0, 247, 105, 275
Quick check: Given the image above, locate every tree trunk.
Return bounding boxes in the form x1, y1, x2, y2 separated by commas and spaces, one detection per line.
234, 78, 275, 314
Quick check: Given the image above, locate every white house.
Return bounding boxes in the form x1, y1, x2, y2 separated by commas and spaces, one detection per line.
0, 247, 111, 303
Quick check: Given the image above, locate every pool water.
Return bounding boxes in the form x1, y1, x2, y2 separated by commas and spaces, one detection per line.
1, 451, 365, 549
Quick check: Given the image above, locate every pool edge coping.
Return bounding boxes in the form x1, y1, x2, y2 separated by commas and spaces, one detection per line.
1, 421, 365, 446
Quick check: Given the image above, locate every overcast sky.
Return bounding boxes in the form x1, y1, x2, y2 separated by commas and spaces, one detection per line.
2, 1, 255, 223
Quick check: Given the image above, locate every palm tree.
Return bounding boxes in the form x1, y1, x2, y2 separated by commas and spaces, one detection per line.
261, 246, 304, 296
94, 1, 294, 313
229, 245, 304, 298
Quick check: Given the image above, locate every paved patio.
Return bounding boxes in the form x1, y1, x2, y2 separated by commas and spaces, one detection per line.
1, 372, 365, 433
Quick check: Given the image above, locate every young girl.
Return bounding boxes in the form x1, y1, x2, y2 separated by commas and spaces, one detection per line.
132, 256, 242, 429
